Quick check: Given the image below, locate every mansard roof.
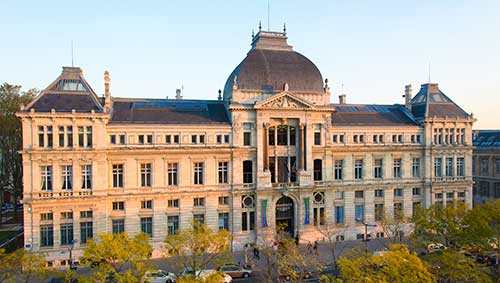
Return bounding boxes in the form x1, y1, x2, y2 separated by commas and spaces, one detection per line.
411, 83, 469, 119
109, 98, 230, 125
24, 67, 103, 113
473, 130, 500, 148
331, 104, 419, 126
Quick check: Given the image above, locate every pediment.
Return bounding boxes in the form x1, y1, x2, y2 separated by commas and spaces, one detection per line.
254, 91, 315, 110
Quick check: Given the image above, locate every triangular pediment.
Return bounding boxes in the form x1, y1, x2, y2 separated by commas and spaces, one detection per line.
254, 91, 315, 110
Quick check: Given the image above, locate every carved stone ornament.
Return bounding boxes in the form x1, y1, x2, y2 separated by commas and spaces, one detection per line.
232, 114, 242, 129
270, 96, 300, 108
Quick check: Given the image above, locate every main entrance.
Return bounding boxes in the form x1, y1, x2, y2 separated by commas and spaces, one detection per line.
275, 196, 294, 237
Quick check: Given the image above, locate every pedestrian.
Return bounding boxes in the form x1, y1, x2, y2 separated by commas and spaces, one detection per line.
307, 242, 313, 254
253, 247, 260, 260
313, 241, 319, 255
295, 235, 300, 246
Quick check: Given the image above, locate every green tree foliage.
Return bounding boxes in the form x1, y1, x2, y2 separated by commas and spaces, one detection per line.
163, 221, 231, 278
335, 244, 435, 283
0, 83, 36, 223
464, 199, 500, 277
0, 248, 49, 283
411, 201, 469, 249
79, 232, 153, 283
423, 250, 492, 283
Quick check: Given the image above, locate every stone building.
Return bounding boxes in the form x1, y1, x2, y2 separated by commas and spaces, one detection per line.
17, 28, 475, 265
472, 130, 500, 205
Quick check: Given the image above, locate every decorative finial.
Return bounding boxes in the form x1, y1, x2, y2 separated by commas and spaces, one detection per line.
283, 83, 289, 92
283, 23, 286, 34
218, 89, 222, 100
232, 75, 238, 91
252, 29, 254, 40
325, 78, 329, 87
259, 20, 262, 31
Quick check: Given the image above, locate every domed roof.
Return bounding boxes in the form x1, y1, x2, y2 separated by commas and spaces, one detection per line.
224, 31, 324, 96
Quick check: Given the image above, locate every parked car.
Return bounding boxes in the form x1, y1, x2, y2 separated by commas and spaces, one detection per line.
180, 269, 232, 283
1, 203, 14, 210
427, 243, 447, 254
143, 270, 176, 283
278, 266, 315, 282
217, 264, 252, 278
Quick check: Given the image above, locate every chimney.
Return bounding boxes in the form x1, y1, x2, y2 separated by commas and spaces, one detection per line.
175, 89, 183, 100
104, 71, 111, 111
339, 94, 346, 104
404, 84, 412, 111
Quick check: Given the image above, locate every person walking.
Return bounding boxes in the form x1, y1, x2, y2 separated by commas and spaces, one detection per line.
253, 246, 260, 260
307, 242, 313, 254
313, 241, 319, 255
295, 235, 300, 246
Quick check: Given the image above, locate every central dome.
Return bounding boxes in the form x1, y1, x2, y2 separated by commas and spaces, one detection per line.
224, 31, 324, 96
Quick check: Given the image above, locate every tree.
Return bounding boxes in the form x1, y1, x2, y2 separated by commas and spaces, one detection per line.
411, 201, 469, 250
334, 244, 435, 283
422, 250, 492, 283
79, 232, 153, 283
0, 83, 37, 225
0, 248, 50, 283
464, 199, 500, 277
316, 224, 348, 267
379, 209, 407, 246
163, 221, 231, 279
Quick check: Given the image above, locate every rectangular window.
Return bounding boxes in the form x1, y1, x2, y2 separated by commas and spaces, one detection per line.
374, 159, 383, 179
355, 159, 363, 179
313, 207, 326, 226
78, 127, 84, 147
268, 127, 275, 146
146, 134, 153, 144
167, 216, 179, 235
398, 134, 403, 143
394, 188, 404, 197
38, 126, 45, 147
141, 200, 153, 209
481, 158, 489, 176
243, 160, 253, 184
193, 214, 205, 226
168, 199, 179, 208
392, 134, 397, 143
218, 196, 229, 206
140, 163, 152, 187
40, 212, 53, 221
194, 162, 204, 185
335, 160, 343, 180
80, 211, 93, 218
41, 166, 53, 191
80, 221, 93, 244
112, 201, 124, 211
243, 123, 252, 146
47, 126, 53, 147
59, 126, 65, 147
167, 163, 178, 186
166, 135, 172, 144
457, 157, 465, 177
375, 189, 384, 198
86, 126, 93, 147
140, 217, 153, 236
81, 165, 92, 190
216, 134, 222, 144
335, 206, 344, 224
218, 213, 229, 230
355, 190, 364, 199
218, 161, 228, 184
191, 135, 197, 144
173, 135, 179, 144
393, 159, 402, 178
60, 223, 74, 245
446, 157, 454, 177
314, 124, 321, 145
224, 134, 230, 144
60, 211, 73, 220
110, 135, 116, 145
355, 205, 365, 223
412, 158, 421, 177
241, 211, 255, 231
112, 164, 124, 188
67, 126, 73, 147
434, 158, 443, 177
277, 126, 288, 145
339, 134, 345, 143
112, 219, 125, 234
119, 135, 125, 145
199, 135, 205, 144
40, 225, 53, 247
61, 165, 73, 190
138, 135, 145, 144
335, 191, 344, 200
313, 159, 323, 181
193, 197, 205, 207
412, 188, 421, 196
375, 204, 384, 221
394, 203, 403, 220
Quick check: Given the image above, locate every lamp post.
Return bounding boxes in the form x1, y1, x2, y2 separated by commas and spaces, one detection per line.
69, 239, 77, 270
356, 218, 376, 254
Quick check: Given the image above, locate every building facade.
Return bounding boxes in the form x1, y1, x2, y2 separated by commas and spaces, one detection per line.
472, 130, 500, 205
18, 29, 476, 265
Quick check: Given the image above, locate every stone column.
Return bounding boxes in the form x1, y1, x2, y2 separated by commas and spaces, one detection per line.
263, 123, 269, 171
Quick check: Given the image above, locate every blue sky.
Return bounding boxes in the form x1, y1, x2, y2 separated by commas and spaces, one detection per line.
1, 0, 498, 128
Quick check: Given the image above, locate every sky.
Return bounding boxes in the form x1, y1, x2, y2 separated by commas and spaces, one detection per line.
1, 0, 499, 129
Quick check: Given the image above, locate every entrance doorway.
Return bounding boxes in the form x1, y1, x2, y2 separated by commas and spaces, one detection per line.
276, 196, 294, 237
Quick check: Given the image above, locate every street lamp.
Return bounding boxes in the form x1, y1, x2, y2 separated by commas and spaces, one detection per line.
356, 217, 376, 254
69, 239, 77, 270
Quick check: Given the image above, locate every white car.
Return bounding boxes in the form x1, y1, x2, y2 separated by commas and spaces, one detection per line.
143, 270, 176, 283
181, 269, 232, 283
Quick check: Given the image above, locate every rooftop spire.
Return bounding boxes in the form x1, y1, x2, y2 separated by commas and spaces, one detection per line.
283, 23, 286, 35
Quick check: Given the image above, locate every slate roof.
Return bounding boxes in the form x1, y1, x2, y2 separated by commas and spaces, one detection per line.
331, 104, 419, 126
224, 31, 324, 96
473, 130, 500, 148
24, 67, 102, 113
411, 83, 469, 119
109, 99, 230, 125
